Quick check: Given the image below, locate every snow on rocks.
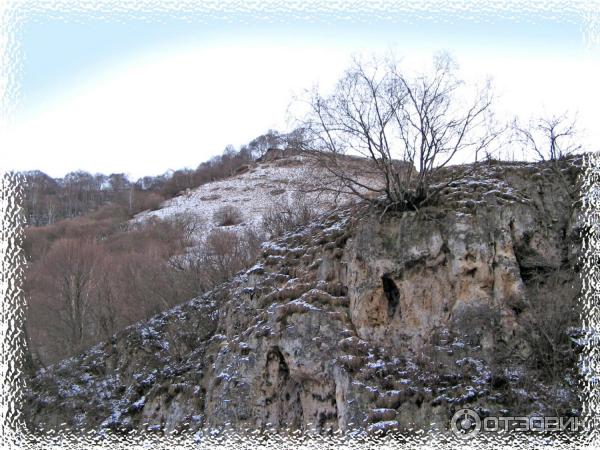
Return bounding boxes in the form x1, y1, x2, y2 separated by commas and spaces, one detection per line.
366, 420, 400, 434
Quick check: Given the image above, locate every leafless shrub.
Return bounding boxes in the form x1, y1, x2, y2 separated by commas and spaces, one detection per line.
169, 213, 204, 244
262, 194, 319, 237
197, 228, 263, 285
213, 205, 243, 226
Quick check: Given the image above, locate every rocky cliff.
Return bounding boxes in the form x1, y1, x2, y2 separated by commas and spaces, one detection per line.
21, 157, 584, 437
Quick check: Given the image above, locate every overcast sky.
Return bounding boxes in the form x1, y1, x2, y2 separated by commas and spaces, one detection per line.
1, 2, 598, 179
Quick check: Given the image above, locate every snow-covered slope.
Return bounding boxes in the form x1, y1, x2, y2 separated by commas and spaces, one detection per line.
133, 152, 367, 238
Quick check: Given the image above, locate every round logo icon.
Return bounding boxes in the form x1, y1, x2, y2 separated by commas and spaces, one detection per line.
450, 408, 482, 439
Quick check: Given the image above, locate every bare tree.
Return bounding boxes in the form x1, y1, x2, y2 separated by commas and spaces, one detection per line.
30, 239, 103, 356
512, 113, 583, 201
297, 53, 501, 211
247, 130, 284, 158
512, 113, 581, 162
91, 253, 121, 341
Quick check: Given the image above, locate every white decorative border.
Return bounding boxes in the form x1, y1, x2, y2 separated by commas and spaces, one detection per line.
579, 151, 600, 446
1, 1, 598, 448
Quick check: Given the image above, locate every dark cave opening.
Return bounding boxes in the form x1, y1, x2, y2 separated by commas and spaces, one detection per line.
381, 273, 401, 319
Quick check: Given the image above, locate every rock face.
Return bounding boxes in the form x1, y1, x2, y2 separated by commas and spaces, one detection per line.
22, 157, 583, 436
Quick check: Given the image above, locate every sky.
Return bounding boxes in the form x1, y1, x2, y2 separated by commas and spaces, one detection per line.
1, 3, 598, 179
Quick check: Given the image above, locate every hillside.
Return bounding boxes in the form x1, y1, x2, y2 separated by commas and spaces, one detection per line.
132, 149, 379, 239
23, 149, 387, 368
21, 155, 584, 440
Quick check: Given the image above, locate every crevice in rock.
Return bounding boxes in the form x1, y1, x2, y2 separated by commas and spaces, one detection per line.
381, 273, 400, 319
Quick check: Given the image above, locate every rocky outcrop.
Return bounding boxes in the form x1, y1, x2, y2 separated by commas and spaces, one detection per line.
21, 157, 583, 436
